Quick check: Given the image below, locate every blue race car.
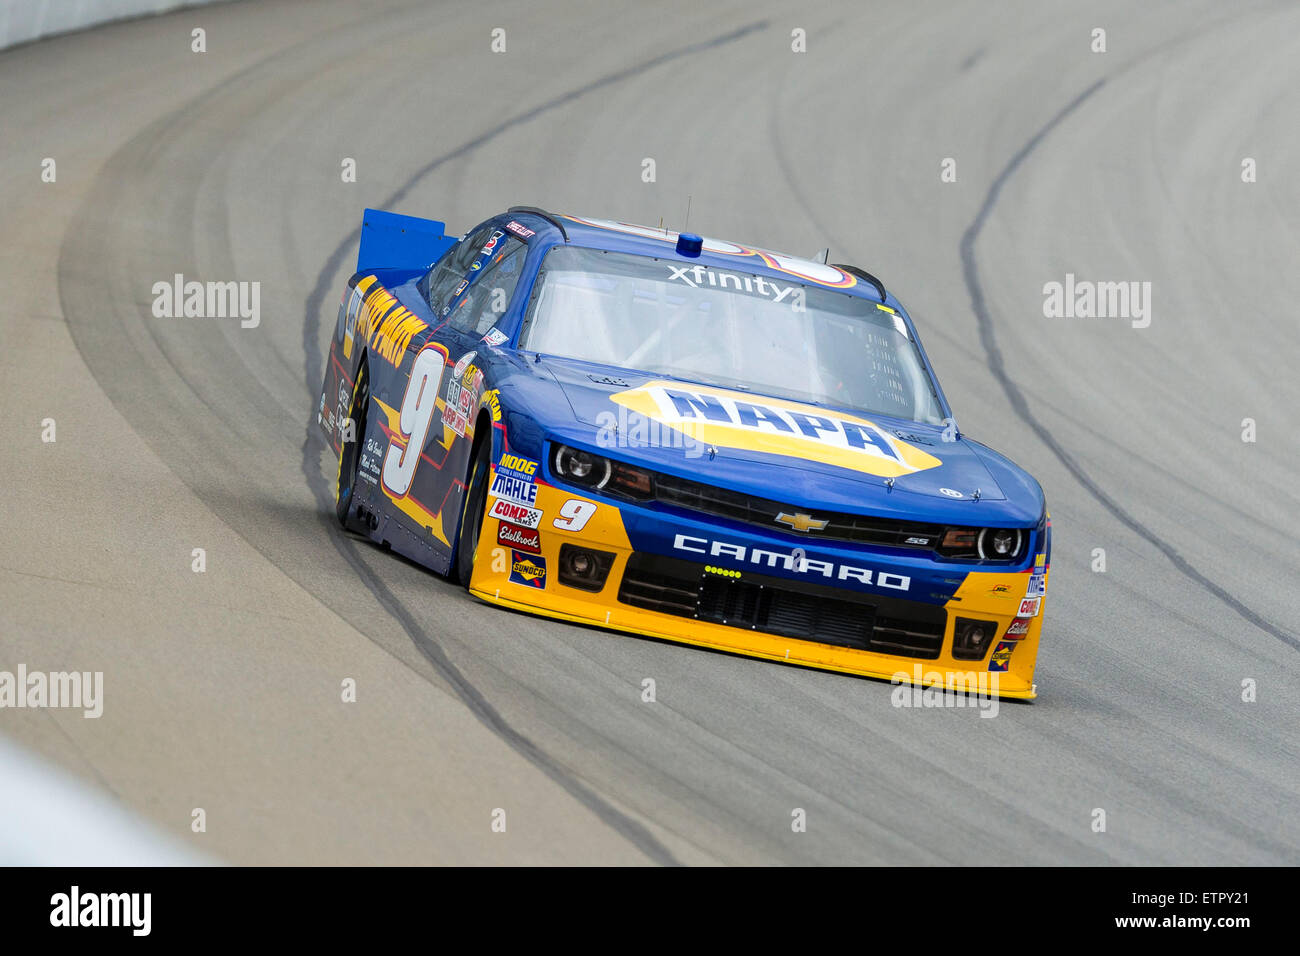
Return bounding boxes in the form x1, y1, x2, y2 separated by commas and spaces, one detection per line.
317, 207, 1051, 697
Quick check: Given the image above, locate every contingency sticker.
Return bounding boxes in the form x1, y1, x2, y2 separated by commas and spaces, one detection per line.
489, 498, 542, 529
1002, 617, 1032, 640
489, 472, 537, 507
1026, 553, 1048, 599
497, 521, 541, 554
509, 551, 546, 589
495, 453, 539, 483
443, 352, 483, 438
469, 231, 505, 272
989, 641, 1016, 672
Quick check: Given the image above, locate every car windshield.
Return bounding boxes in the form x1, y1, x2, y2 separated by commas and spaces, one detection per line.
520, 246, 944, 424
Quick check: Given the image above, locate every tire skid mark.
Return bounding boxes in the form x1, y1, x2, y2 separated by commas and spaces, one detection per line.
959, 79, 1299, 653
299, 19, 776, 868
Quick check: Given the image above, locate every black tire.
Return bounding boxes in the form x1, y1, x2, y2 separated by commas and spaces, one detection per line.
335, 361, 369, 529
454, 435, 491, 587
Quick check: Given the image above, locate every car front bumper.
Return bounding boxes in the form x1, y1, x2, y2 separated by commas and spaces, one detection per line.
469, 476, 1047, 699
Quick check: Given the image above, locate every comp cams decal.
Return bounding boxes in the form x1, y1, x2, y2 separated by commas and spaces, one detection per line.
612, 381, 942, 479
489, 498, 542, 529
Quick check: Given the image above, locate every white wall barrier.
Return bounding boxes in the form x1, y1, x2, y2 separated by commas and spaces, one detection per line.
0, 0, 229, 52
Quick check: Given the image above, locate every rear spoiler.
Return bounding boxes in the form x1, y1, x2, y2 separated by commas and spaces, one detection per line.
357, 208, 458, 274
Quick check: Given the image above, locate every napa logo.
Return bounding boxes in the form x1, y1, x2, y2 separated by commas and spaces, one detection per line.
610, 381, 942, 478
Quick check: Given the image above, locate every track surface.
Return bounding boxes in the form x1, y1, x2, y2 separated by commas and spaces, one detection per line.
2, 0, 1297, 864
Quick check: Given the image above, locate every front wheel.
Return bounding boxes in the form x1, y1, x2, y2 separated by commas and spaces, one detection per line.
335, 361, 369, 529
454, 436, 491, 587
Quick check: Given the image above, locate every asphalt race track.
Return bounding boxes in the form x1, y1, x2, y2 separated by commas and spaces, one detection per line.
1, 0, 1297, 865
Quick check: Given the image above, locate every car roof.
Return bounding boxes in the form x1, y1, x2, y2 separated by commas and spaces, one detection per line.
502, 210, 891, 304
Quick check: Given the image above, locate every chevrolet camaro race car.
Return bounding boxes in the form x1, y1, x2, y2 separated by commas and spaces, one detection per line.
317, 207, 1051, 698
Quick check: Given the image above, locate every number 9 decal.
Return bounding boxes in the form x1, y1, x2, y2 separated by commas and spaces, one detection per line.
553, 499, 597, 531
382, 346, 446, 497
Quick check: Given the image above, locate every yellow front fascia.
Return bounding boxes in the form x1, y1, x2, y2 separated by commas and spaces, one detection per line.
469, 481, 1042, 699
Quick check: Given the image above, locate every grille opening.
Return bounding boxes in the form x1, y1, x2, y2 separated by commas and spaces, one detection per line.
618, 553, 944, 659
654, 473, 948, 552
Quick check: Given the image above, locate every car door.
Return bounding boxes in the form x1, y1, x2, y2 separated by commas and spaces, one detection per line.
393, 222, 530, 559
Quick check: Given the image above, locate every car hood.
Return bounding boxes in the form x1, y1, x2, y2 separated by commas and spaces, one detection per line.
534, 357, 1044, 527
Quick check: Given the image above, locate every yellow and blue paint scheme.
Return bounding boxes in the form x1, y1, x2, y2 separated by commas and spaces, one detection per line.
318, 208, 1052, 699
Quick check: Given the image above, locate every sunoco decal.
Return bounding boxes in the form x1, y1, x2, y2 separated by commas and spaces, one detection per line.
509, 551, 546, 589
989, 641, 1016, 672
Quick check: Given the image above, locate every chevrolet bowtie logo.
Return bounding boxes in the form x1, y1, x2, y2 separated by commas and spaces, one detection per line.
775, 512, 828, 533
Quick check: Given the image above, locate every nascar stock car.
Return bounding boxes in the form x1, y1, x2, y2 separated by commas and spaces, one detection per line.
317, 207, 1050, 698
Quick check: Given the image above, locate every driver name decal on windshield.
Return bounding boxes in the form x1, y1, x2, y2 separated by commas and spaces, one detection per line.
612, 382, 942, 478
